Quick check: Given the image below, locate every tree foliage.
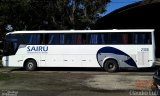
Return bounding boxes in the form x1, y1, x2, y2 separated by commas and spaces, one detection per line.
0, 0, 110, 32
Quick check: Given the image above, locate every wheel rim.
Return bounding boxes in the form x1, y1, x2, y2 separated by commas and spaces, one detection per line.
28, 62, 34, 69
108, 62, 115, 69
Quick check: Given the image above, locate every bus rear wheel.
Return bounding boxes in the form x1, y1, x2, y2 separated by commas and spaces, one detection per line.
24, 59, 37, 71
104, 59, 118, 72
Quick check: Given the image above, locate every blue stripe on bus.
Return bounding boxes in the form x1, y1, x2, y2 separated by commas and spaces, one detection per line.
96, 47, 137, 67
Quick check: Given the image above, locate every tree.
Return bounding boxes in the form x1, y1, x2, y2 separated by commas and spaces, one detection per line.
0, 0, 110, 31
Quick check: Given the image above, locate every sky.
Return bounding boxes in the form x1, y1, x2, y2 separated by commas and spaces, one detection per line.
100, 0, 143, 16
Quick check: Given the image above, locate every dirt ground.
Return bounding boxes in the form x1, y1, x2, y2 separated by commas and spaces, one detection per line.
0, 67, 159, 96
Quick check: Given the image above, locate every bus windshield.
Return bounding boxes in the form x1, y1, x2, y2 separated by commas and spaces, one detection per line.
3, 34, 20, 56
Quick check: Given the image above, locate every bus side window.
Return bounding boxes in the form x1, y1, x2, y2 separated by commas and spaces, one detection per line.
132, 32, 152, 44
82, 34, 87, 44
99, 34, 104, 44
60, 34, 64, 44
89, 34, 98, 44
110, 33, 122, 44
136, 33, 144, 44
133, 33, 151, 44
48, 34, 60, 45
48, 34, 54, 44
147, 33, 152, 44
24, 34, 42, 45
65, 34, 76, 44
76, 34, 82, 44
122, 33, 129, 44
103, 33, 109, 44
34, 34, 40, 44
23, 34, 34, 44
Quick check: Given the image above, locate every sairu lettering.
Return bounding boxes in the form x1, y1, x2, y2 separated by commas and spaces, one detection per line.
27, 46, 48, 52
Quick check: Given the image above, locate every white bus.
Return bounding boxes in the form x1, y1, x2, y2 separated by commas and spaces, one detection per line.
2, 29, 155, 72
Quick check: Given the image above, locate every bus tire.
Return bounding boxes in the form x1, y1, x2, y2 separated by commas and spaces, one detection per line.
104, 59, 118, 72
24, 59, 37, 71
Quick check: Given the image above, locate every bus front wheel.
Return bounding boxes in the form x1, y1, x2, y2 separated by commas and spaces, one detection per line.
104, 59, 119, 72
24, 59, 37, 71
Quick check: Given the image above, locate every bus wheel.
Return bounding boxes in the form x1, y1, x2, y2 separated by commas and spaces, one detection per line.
104, 59, 118, 72
24, 59, 37, 71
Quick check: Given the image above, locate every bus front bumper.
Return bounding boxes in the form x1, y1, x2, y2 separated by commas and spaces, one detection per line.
2, 57, 9, 67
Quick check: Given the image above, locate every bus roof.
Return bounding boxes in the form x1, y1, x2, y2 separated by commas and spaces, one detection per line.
6, 29, 154, 35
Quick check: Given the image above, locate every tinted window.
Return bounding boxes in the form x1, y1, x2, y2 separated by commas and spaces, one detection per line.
110, 33, 131, 44
76, 34, 82, 44
110, 33, 123, 44
4, 34, 24, 56
88, 34, 98, 44
45, 34, 64, 45
43, 32, 152, 45
122, 33, 129, 44
88, 33, 109, 44
100, 33, 109, 44
60, 34, 64, 44
65, 34, 76, 44
47, 34, 60, 44
132, 32, 151, 44
22, 34, 43, 45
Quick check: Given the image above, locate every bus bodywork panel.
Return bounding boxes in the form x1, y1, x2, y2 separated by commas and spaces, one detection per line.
2, 45, 154, 68
2, 29, 155, 69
